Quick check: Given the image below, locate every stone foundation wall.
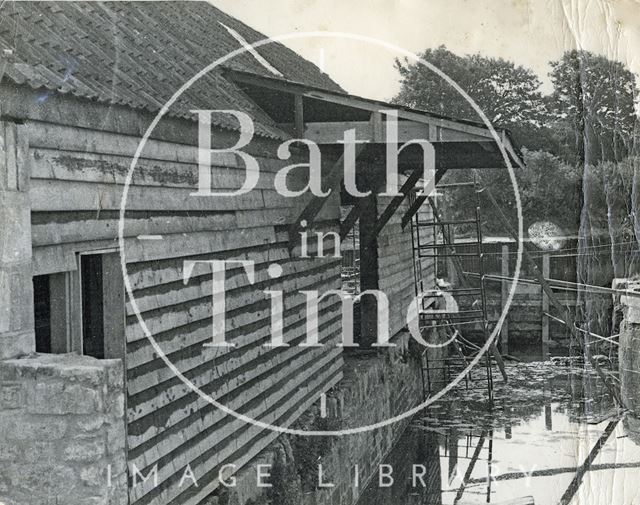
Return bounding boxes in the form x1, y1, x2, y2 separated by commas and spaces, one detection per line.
0, 353, 128, 505
208, 330, 442, 505
297, 335, 422, 505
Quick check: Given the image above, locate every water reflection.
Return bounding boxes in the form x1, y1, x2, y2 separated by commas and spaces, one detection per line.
358, 362, 640, 505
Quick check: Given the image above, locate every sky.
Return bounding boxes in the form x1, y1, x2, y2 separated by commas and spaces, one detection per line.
212, 0, 640, 102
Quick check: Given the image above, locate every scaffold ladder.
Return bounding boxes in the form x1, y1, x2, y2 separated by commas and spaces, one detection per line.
411, 176, 497, 403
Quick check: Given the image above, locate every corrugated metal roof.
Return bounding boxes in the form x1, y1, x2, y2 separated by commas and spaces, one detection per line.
0, 1, 342, 137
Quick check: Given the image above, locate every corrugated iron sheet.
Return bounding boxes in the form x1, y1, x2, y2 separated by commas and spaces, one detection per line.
0, 1, 342, 138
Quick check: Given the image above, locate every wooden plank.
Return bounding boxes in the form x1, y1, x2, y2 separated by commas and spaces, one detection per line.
126, 281, 341, 377
31, 225, 285, 276
224, 69, 497, 139
360, 165, 425, 250
293, 120, 490, 144
126, 239, 337, 290
4, 123, 17, 190
125, 270, 340, 364
126, 308, 342, 402
127, 320, 340, 428
176, 370, 342, 505
31, 206, 318, 247
294, 94, 304, 137
125, 262, 339, 345
149, 367, 342, 505
126, 250, 339, 315
541, 253, 550, 358
128, 355, 342, 503
16, 124, 30, 192
287, 146, 365, 246
25, 120, 279, 162
29, 178, 288, 212
400, 168, 447, 229
127, 339, 342, 460
127, 339, 342, 470
296, 120, 430, 144
102, 252, 126, 361
29, 147, 280, 189
501, 244, 510, 354
2, 82, 203, 148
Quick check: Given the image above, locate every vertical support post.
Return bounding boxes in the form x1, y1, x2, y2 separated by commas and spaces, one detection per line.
0, 122, 35, 359
293, 94, 304, 138
500, 244, 510, 355
359, 189, 379, 348
102, 253, 126, 360
542, 252, 550, 359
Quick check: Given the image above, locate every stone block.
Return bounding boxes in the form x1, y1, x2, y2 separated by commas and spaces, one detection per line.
0, 330, 35, 360
105, 391, 125, 419
106, 422, 126, 455
0, 267, 35, 333
75, 415, 107, 434
0, 439, 21, 461
28, 381, 101, 415
80, 464, 107, 488
77, 497, 109, 505
0, 192, 31, 264
63, 438, 105, 462
0, 354, 127, 505
6, 462, 76, 495
0, 382, 23, 409
4, 415, 68, 440
104, 360, 124, 390
20, 439, 57, 463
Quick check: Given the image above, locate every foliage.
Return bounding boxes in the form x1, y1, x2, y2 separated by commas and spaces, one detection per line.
392, 45, 551, 150
548, 50, 639, 165
436, 149, 580, 237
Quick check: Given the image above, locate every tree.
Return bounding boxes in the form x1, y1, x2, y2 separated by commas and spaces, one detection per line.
548, 50, 639, 165
392, 46, 551, 150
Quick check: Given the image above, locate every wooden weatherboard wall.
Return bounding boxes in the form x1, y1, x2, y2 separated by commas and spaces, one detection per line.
377, 193, 435, 339
19, 93, 344, 505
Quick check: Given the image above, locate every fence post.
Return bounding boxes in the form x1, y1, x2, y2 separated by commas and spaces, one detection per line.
542, 253, 550, 359
500, 244, 509, 355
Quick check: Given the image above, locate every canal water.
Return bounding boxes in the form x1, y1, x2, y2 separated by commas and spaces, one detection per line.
358, 362, 640, 505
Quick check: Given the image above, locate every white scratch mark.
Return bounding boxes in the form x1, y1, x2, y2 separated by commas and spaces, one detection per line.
219, 22, 283, 77
137, 235, 164, 240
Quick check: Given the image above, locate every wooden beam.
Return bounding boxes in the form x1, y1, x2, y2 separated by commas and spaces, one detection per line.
359, 165, 425, 250
227, 68, 523, 168
294, 94, 304, 137
340, 198, 366, 240
276, 120, 490, 144
287, 145, 367, 248
224, 69, 499, 140
400, 168, 447, 229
